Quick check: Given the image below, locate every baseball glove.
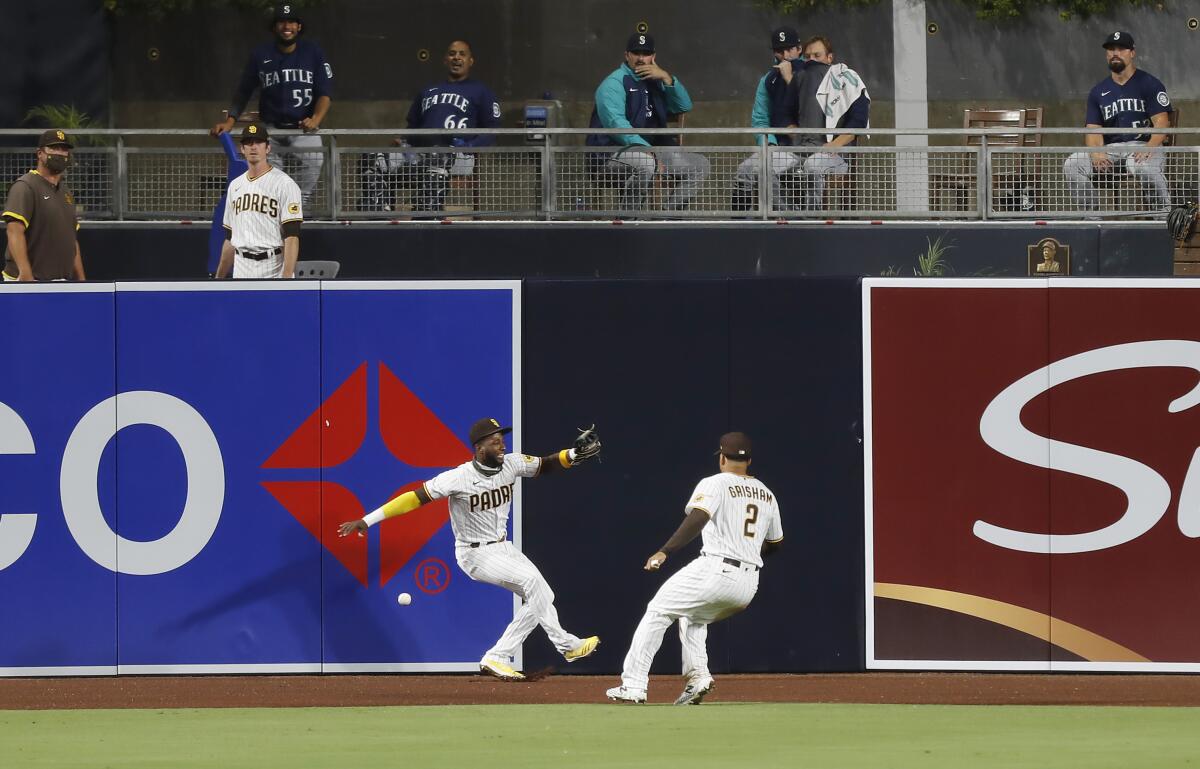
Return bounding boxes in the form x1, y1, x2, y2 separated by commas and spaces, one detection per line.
572, 425, 602, 464
1168, 201, 1198, 243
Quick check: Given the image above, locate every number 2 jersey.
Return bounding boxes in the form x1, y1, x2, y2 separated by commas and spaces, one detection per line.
423, 453, 541, 546
230, 39, 334, 128
686, 471, 783, 568
406, 78, 501, 147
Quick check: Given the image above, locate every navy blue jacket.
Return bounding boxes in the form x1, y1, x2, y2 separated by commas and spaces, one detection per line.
229, 39, 333, 128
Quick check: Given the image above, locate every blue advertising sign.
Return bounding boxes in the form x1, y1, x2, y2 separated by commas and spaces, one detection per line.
0, 281, 520, 675
0, 285, 116, 675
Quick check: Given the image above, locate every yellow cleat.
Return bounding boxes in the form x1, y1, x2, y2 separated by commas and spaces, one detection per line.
479, 658, 526, 681
565, 635, 600, 662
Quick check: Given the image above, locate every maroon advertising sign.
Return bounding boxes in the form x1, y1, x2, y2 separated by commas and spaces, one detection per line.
865, 279, 1200, 671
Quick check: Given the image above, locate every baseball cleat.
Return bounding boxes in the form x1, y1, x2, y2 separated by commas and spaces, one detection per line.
673, 678, 714, 705
565, 636, 600, 662
605, 685, 647, 704
479, 658, 526, 681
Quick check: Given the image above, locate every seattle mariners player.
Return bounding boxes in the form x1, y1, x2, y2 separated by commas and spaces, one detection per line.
607, 432, 782, 705
338, 418, 603, 680
214, 123, 303, 279
366, 40, 501, 213
210, 4, 333, 206
1063, 31, 1172, 212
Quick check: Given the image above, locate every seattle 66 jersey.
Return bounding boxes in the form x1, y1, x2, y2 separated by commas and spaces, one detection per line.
406, 79, 501, 147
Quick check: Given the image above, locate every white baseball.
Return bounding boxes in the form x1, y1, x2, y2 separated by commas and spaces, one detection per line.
397, 592, 412, 606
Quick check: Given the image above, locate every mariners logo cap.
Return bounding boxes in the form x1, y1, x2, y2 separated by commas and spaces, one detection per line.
469, 417, 512, 445
716, 431, 752, 460
1102, 31, 1134, 49
626, 32, 655, 53
770, 26, 800, 51
274, 3, 302, 22
240, 122, 270, 143
37, 129, 73, 149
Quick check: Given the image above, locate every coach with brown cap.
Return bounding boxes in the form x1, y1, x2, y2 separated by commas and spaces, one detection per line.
3, 129, 85, 281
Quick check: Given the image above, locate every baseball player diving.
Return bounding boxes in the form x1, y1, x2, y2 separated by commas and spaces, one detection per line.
214, 122, 302, 279
338, 418, 602, 680
607, 432, 783, 705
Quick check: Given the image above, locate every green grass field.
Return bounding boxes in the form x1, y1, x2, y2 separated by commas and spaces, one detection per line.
3, 703, 1198, 769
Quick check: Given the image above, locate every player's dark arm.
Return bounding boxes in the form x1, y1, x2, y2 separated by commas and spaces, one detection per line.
72, 241, 85, 281
645, 507, 711, 571
761, 538, 783, 558
214, 230, 235, 278
212, 57, 261, 136
4, 219, 33, 281
302, 96, 332, 132
280, 234, 299, 279
337, 486, 433, 537
535, 447, 582, 476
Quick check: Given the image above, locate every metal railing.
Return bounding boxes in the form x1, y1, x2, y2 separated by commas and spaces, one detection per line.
1, 127, 1195, 222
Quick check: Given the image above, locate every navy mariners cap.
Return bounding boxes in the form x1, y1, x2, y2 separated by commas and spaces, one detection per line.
37, 129, 73, 149
626, 32, 655, 53
716, 432, 752, 460
1102, 31, 1134, 49
770, 26, 800, 51
273, 3, 303, 23
239, 122, 270, 143
469, 418, 512, 445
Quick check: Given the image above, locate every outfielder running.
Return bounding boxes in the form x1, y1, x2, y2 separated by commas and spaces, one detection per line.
338, 418, 602, 680
215, 123, 302, 279
607, 432, 783, 705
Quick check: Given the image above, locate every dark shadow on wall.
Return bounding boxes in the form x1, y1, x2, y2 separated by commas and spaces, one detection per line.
0, 0, 110, 133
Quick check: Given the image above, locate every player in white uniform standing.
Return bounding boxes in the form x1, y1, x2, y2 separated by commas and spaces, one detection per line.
607, 432, 783, 704
338, 418, 602, 680
214, 122, 302, 279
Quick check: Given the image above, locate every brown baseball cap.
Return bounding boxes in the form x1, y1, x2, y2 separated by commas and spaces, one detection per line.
716, 431, 752, 460
38, 129, 73, 149
469, 417, 511, 445
240, 121, 270, 143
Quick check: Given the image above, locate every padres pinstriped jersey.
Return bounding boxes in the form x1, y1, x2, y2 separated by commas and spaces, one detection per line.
687, 472, 783, 568
424, 453, 541, 545
222, 166, 302, 278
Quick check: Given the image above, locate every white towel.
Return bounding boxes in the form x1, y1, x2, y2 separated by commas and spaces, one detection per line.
816, 63, 870, 143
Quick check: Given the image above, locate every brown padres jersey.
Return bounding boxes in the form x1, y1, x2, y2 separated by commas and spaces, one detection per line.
2, 170, 79, 280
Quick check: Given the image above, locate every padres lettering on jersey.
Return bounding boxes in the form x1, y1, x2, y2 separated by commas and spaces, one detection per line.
222, 166, 302, 278
424, 453, 541, 545
687, 472, 783, 568
469, 483, 514, 513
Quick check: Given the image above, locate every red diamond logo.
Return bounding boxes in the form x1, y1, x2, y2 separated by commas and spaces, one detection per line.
261, 363, 470, 587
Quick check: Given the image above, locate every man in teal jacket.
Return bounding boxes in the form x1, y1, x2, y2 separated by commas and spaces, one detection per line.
587, 33, 709, 211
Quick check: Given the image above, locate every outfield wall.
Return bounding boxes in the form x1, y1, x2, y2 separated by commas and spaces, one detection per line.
0, 278, 865, 677
4, 278, 1200, 676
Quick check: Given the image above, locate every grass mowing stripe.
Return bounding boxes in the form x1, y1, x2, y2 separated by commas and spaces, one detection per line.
2, 703, 1199, 769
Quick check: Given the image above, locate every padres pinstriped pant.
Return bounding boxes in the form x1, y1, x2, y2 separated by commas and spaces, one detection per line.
620, 554, 759, 691
456, 541, 583, 663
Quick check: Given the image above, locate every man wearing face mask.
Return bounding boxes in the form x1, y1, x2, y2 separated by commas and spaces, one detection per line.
1063, 31, 1172, 213
732, 26, 804, 211
3, 130, 85, 282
